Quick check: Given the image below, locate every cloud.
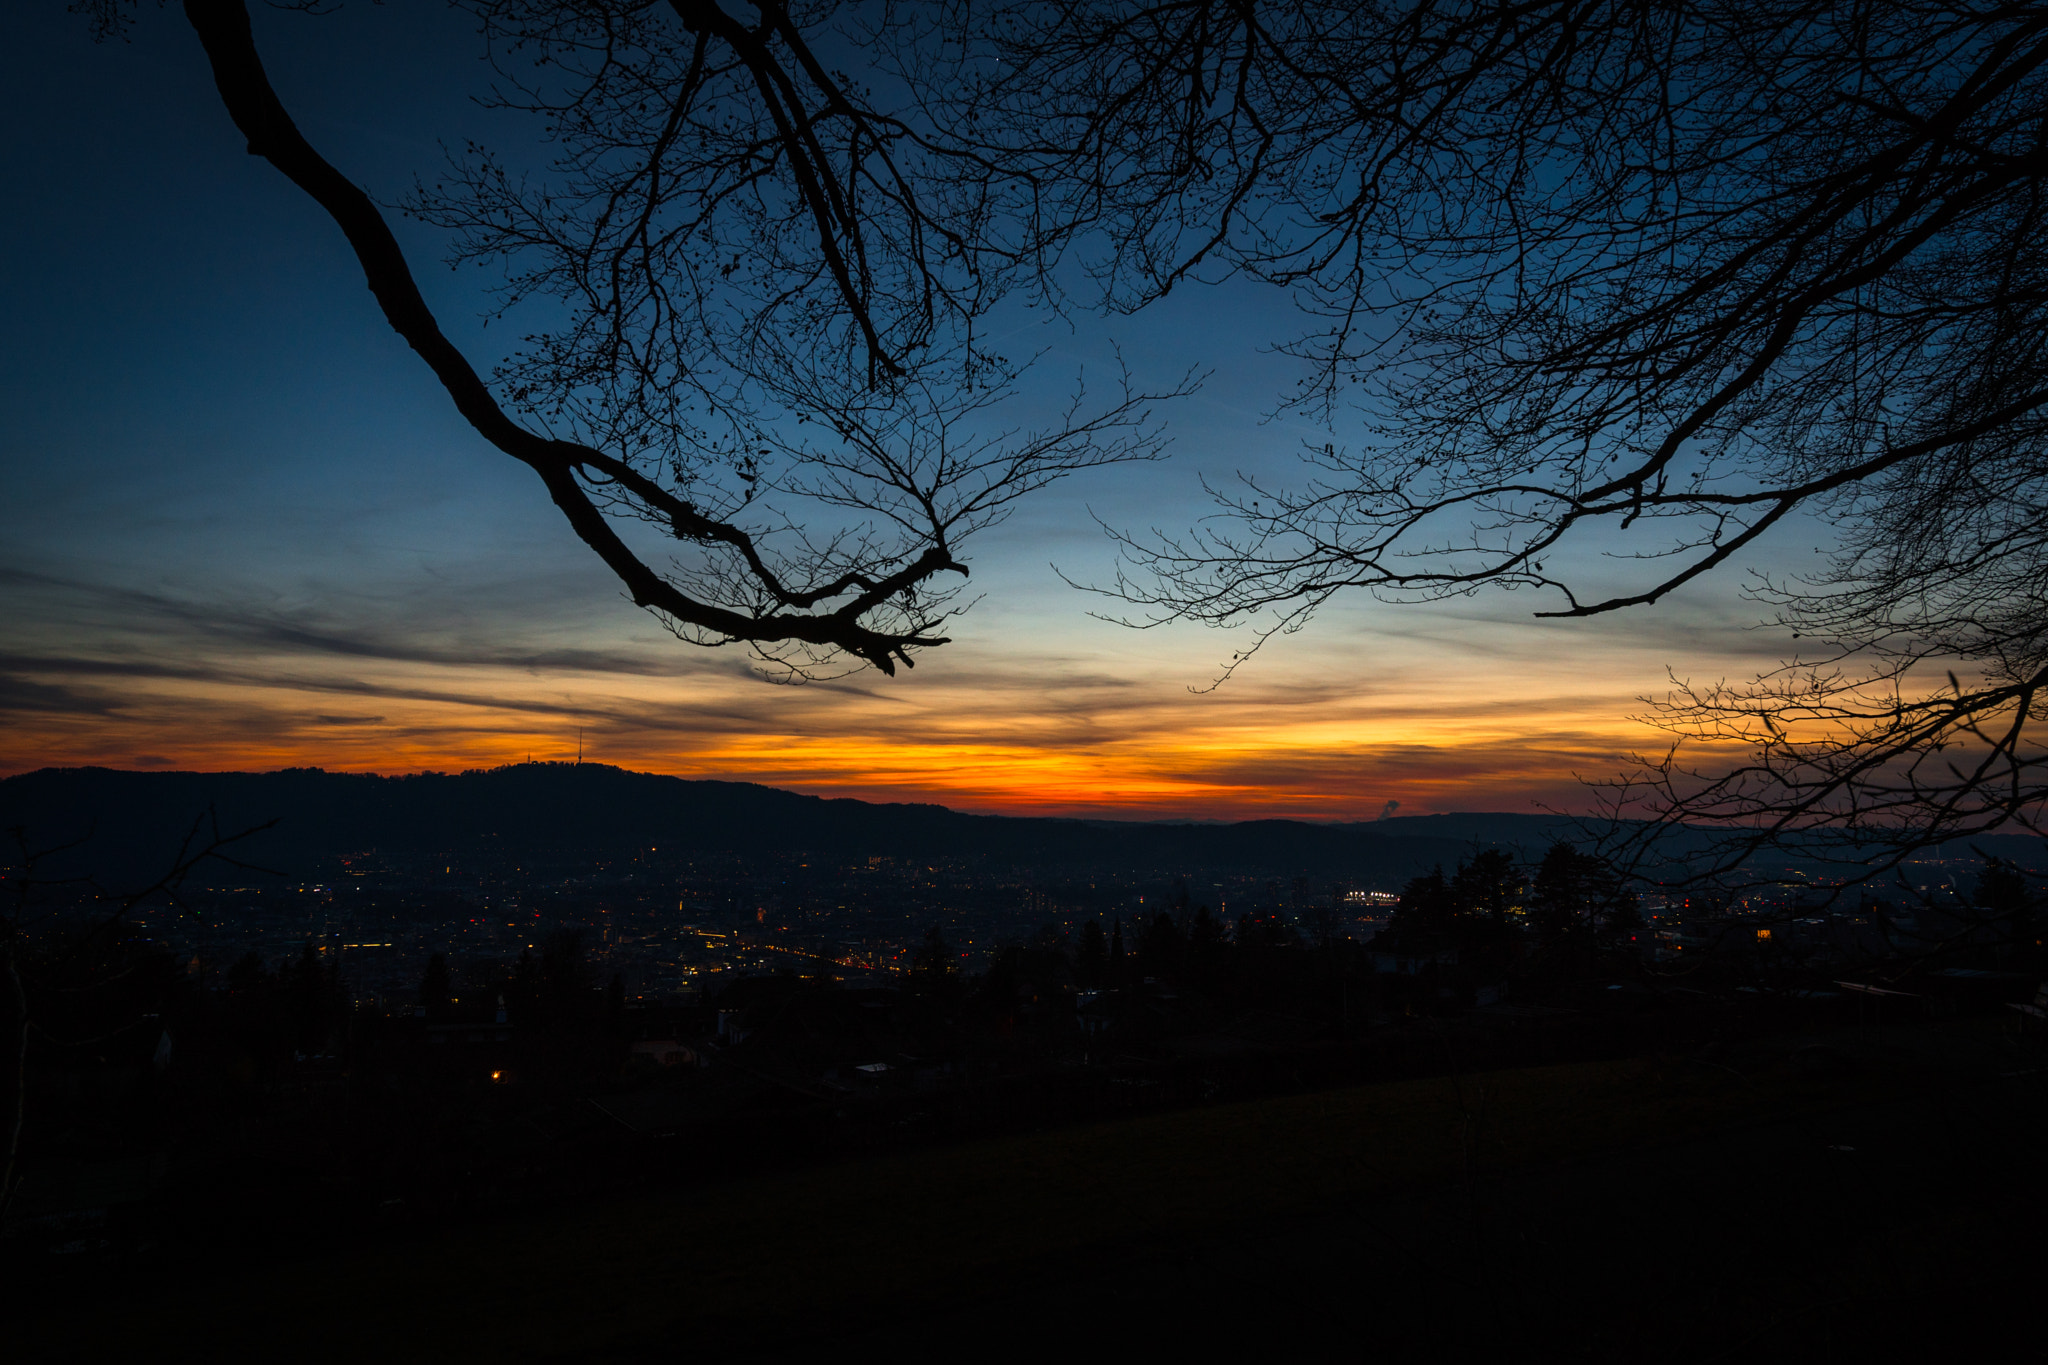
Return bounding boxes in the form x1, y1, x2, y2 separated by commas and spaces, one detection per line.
0, 547, 1767, 819
0, 671, 123, 716
0, 566, 708, 679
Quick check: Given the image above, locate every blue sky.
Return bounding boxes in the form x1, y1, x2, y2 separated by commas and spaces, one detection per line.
0, 2, 1809, 818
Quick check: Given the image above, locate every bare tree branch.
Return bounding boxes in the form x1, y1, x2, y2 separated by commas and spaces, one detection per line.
924, 0, 2048, 860
157, 0, 1181, 678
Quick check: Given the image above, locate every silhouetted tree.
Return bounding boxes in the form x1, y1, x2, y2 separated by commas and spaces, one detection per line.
927, 1, 2048, 874
417, 952, 453, 1020
226, 950, 267, 998
909, 926, 958, 1005
539, 930, 589, 1024
976, 943, 1022, 1036
1076, 919, 1108, 987
284, 942, 344, 1055
1968, 858, 2044, 967
73, 0, 2044, 843
1378, 868, 1456, 955
1234, 910, 1299, 953
1379, 854, 1528, 969
1306, 904, 1341, 954
507, 948, 541, 1027
1451, 852, 1523, 927
80, 0, 1189, 680
1528, 843, 1642, 956
605, 972, 626, 1030
2, 808, 272, 1222
1140, 912, 1183, 973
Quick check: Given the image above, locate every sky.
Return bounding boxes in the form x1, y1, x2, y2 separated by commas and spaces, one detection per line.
0, 2, 1801, 820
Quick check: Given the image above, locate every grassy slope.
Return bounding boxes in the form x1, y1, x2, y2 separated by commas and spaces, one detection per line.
30, 1040, 1953, 1361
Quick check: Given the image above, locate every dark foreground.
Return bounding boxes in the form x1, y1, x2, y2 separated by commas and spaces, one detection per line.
21, 1019, 2047, 1362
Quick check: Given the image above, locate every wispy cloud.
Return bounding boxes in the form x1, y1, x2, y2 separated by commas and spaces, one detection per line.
0, 554, 1761, 817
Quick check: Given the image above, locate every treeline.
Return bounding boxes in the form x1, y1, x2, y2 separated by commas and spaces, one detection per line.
893, 840, 2046, 1026
1373, 845, 1644, 975
898, 842, 1653, 1016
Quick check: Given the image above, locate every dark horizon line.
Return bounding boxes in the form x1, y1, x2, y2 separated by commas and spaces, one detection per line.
0, 759, 1543, 831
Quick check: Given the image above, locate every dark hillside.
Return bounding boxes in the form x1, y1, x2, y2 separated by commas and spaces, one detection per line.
20, 1032, 2043, 1362
0, 764, 1489, 884
4, 764, 2035, 886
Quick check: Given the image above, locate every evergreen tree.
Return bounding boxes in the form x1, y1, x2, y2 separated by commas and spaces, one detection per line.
1528, 843, 1641, 954
1381, 867, 1455, 952
1451, 850, 1524, 924
1528, 843, 1594, 949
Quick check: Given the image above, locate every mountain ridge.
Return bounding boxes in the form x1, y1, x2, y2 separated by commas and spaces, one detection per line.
3, 763, 2036, 885
0, 763, 1578, 885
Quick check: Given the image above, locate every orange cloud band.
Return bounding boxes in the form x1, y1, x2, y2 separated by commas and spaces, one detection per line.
0, 652, 1736, 820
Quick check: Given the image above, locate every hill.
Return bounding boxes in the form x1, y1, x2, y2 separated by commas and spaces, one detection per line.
3, 763, 2037, 887
0, 763, 1547, 885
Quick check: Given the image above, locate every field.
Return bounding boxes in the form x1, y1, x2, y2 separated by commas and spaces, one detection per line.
24, 1020, 2046, 1361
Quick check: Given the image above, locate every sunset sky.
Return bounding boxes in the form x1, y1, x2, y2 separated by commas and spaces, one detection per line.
1, 4, 1800, 820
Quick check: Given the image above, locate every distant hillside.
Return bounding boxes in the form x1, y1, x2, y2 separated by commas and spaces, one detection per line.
0, 764, 1527, 887
2, 764, 2035, 888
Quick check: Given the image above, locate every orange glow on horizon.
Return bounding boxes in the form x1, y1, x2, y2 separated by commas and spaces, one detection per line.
0, 690, 1735, 821
0, 611, 1756, 820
